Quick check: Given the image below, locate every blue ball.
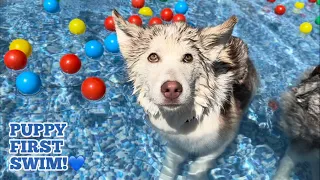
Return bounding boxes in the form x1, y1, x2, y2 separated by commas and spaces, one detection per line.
85, 40, 104, 59
43, 0, 60, 13
16, 71, 42, 95
174, 1, 188, 14
104, 33, 120, 53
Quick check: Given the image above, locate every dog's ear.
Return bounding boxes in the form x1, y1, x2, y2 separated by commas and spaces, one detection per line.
199, 15, 238, 60
112, 10, 143, 59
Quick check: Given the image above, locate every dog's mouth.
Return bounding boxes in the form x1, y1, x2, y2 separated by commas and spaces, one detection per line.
161, 103, 182, 107
158, 100, 183, 109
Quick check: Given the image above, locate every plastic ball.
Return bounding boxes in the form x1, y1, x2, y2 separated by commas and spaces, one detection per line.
161, 8, 174, 21
16, 71, 42, 95
69, 18, 86, 35
294, 2, 304, 9
131, 0, 145, 8
173, 14, 186, 22
299, 22, 313, 34
104, 33, 120, 53
85, 40, 104, 59
274, 5, 286, 15
267, 0, 276, 2
174, 1, 188, 14
104, 16, 115, 31
60, 54, 82, 74
149, 17, 163, 26
316, 16, 320, 25
317, 0, 320, 5
128, 15, 143, 26
4, 50, 27, 70
81, 77, 106, 101
9, 39, 32, 58
138, 7, 153, 16
308, 0, 316, 3
43, 0, 60, 13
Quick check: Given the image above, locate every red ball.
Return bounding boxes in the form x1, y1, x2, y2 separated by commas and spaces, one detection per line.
267, 0, 276, 3
160, 8, 174, 21
132, 0, 145, 8
149, 17, 163, 26
308, 0, 316, 3
60, 54, 82, 74
81, 77, 106, 101
172, 14, 186, 22
128, 15, 143, 26
104, 16, 115, 31
275, 5, 286, 15
4, 50, 27, 70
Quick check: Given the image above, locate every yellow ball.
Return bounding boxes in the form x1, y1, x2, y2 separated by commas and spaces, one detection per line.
294, 2, 304, 9
138, 7, 153, 16
299, 22, 313, 34
69, 18, 86, 35
9, 39, 32, 57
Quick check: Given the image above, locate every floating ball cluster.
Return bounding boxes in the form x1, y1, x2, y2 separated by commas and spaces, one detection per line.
264, 0, 320, 34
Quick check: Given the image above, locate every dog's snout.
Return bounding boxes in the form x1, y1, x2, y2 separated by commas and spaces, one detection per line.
161, 81, 183, 100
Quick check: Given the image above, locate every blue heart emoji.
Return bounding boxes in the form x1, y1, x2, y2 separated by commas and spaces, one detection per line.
69, 156, 85, 171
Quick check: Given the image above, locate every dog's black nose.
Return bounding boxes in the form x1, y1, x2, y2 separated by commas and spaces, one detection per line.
161, 81, 183, 100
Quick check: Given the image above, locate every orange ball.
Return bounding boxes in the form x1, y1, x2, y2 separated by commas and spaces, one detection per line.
81, 77, 106, 101
149, 17, 163, 26
128, 15, 143, 26
104, 16, 115, 31
161, 8, 174, 21
172, 14, 186, 22
4, 50, 27, 70
275, 5, 286, 15
60, 54, 82, 74
132, 0, 145, 8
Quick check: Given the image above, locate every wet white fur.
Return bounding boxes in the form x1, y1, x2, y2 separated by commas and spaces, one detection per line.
113, 11, 244, 180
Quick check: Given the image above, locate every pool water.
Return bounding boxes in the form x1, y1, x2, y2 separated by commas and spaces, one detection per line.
0, 0, 319, 179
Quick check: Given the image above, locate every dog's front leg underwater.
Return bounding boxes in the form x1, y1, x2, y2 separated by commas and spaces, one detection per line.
159, 144, 188, 180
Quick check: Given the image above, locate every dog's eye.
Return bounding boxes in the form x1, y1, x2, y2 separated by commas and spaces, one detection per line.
183, 54, 193, 63
148, 53, 159, 63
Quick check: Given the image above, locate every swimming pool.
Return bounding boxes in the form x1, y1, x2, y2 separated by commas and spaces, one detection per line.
0, 0, 319, 179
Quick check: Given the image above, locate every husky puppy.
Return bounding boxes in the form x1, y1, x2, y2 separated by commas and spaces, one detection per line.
112, 10, 259, 179
274, 65, 320, 180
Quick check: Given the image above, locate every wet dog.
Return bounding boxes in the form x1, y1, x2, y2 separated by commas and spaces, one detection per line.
112, 10, 259, 179
274, 65, 320, 180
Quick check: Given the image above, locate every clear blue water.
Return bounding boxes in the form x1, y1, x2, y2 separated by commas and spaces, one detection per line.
0, 0, 319, 179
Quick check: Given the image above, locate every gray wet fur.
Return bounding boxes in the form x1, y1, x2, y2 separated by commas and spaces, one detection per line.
274, 65, 320, 180
280, 65, 320, 147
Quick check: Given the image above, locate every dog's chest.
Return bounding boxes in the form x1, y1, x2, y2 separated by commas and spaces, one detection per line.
150, 113, 224, 154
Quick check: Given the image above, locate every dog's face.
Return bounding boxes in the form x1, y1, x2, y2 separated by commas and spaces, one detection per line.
112, 10, 238, 116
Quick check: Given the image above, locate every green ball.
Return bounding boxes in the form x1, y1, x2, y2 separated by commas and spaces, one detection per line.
316, 16, 320, 25
317, 0, 320, 5
159, 0, 168, 1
